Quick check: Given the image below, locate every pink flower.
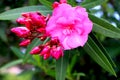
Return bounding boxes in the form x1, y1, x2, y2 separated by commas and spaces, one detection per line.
11, 27, 30, 38
46, 3, 93, 50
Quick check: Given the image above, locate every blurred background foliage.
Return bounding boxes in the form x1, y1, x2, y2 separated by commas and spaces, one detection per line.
0, 0, 120, 80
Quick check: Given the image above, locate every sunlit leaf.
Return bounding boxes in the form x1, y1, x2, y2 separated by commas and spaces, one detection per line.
89, 13, 120, 38
0, 6, 51, 20
81, 0, 106, 9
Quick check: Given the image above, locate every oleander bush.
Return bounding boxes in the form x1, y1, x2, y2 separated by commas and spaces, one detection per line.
0, 0, 120, 80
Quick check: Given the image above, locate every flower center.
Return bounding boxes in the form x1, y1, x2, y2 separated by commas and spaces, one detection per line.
63, 24, 74, 35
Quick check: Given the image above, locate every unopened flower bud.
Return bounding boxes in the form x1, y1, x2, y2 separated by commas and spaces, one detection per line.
60, 0, 67, 3
22, 13, 29, 17
30, 12, 46, 27
43, 53, 50, 60
24, 19, 32, 30
16, 17, 25, 24
50, 37, 59, 45
52, 2, 60, 9
19, 39, 31, 46
51, 46, 63, 60
11, 27, 30, 38
30, 46, 41, 54
40, 46, 51, 56
37, 28, 46, 33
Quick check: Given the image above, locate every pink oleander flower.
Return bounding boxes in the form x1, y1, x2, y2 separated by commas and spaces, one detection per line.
11, 27, 30, 38
46, 3, 93, 50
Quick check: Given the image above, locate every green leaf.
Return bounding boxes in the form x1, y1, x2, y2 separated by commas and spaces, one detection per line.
39, 0, 52, 9
23, 38, 42, 63
67, 0, 76, 6
0, 6, 51, 20
0, 59, 23, 70
89, 13, 120, 38
91, 34, 116, 68
81, 0, 106, 9
84, 35, 116, 76
10, 46, 24, 58
56, 51, 69, 80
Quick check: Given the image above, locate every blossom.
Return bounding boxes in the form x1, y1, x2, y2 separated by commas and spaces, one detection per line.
46, 3, 93, 50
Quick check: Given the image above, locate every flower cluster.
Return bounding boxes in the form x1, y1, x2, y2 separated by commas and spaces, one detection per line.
11, 12, 64, 60
11, 12, 47, 46
11, 0, 93, 60
30, 37, 63, 60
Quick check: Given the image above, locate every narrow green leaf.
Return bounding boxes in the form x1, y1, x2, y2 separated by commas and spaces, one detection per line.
0, 6, 51, 20
89, 13, 120, 38
81, 0, 106, 9
56, 51, 69, 80
0, 59, 23, 70
84, 35, 116, 76
39, 0, 52, 9
23, 38, 42, 63
90, 34, 116, 68
10, 46, 24, 58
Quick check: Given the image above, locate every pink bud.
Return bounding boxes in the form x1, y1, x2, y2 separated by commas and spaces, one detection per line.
19, 39, 31, 46
22, 13, 29, 17
50, 37, 59, 45
11, 27, 30, 38
30, 46, 41, 54
60, 0, 67, 3
37, 28, 46, 33
43, 53, 50, 60
16, 17, 25, 24
29, 12, 46, 27
52, 2, 60, 8
40, 46, 50, 56
51, 46, 63, 60
24, 19, 32, 30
